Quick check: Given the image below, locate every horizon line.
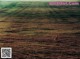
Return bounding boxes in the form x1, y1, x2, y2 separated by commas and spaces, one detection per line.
0, 0, 79, 2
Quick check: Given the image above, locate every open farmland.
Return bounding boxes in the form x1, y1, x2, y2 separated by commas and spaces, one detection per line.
0, 1, 80, 59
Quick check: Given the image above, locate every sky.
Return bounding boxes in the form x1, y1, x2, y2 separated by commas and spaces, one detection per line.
0, 0, 79, 1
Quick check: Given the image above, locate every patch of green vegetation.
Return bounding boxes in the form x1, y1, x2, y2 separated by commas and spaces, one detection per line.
0, 1, 80, 24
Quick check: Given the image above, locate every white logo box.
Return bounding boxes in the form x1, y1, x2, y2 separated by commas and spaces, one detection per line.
1, 47, 12, 58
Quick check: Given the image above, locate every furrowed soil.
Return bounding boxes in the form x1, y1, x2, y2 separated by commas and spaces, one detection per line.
0, 1, 80, 59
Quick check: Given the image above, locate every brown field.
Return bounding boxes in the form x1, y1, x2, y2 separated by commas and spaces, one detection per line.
0, 18, 80, 59
0, 1, 80, 59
